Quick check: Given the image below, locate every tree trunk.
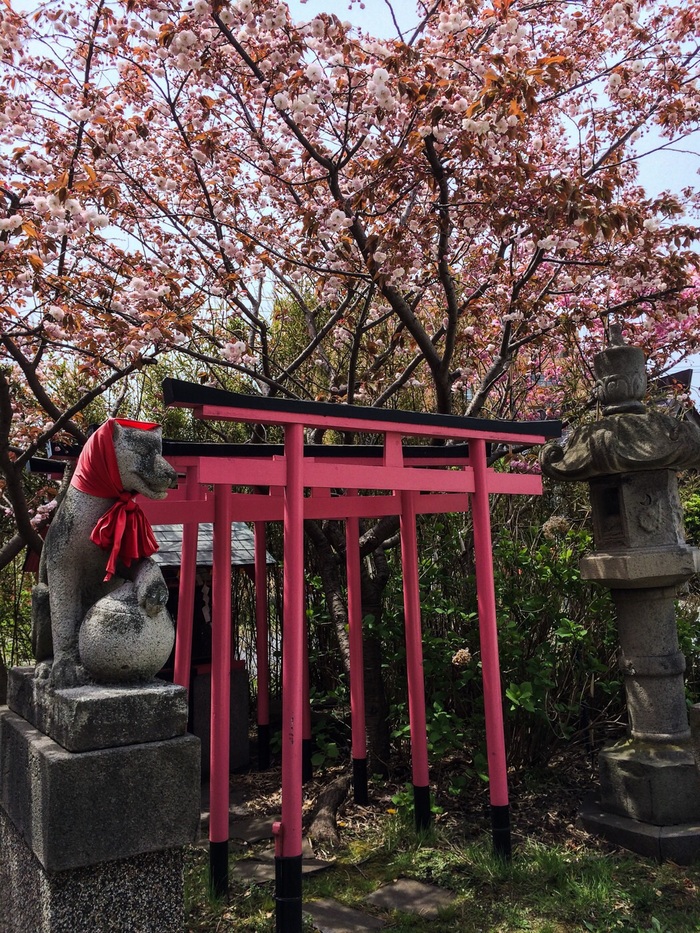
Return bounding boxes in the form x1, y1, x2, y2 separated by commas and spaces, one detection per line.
306, 519, 393, 777
305, 520, 351, 678
360, 548, 392, 777
307, 772, 351, 849
0, 654, 7, 705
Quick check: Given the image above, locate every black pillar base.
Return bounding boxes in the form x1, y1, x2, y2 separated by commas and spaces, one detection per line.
491, 804, 512, 861
302, 738, 313, 784
257, 723, 270, 771
275, 854, 303, 933
413, 784, 431, 832
209, 840, 228, 898
353, 757, 369, 806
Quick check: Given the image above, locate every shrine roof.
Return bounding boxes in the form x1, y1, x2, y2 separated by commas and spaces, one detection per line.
151, 522, 274, 569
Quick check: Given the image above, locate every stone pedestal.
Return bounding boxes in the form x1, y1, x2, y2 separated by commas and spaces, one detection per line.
0, 668, 200, 933
7, 666, 190, 752
0, 809, 187, 933
597, 739, 700, 825
580, 794, 700, 864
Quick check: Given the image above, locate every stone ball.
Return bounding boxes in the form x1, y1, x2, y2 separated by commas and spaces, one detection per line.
79, 582, 174, 684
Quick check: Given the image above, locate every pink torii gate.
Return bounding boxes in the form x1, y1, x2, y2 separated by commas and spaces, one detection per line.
141, 379, 560, 933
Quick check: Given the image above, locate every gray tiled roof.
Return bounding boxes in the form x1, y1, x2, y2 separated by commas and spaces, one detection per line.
151, 523, 274, 568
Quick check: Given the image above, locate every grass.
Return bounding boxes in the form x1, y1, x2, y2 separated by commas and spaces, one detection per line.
183, 808, 700, 932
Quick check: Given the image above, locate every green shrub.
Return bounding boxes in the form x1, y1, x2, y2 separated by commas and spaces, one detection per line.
373, 502, 623, 780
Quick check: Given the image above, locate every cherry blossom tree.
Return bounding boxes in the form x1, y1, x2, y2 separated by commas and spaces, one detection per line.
1, 0, 698, 744
2, 0, 699, 532
101, 0, 700, 420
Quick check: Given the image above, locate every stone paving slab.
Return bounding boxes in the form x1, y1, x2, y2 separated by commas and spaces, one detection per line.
304, 898, 385, 932
231, 851, 332, 884
365, 877, 456, 918
199, 782, 248, 815
230, 815, 277, 843
259, 838, 314, 860
199, 813, 278, 843
229, 859, 278, 884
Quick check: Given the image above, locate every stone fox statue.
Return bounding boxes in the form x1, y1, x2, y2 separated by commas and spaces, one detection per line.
32, 418, 178, 688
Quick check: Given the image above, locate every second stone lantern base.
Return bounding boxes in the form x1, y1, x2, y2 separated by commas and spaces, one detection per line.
582, 741, 700, 863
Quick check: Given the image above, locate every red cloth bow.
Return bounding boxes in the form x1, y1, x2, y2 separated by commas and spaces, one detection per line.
71, 418, 161, 581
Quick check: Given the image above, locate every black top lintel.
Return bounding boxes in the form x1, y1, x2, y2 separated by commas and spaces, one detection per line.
162, 378, 561, 440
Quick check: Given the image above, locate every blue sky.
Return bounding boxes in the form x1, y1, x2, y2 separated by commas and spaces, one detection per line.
287, 0, 411, 36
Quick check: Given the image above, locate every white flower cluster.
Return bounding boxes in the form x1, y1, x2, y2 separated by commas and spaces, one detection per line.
305, 62, 324, 83
170, 29, 198, 53
602, 0, 638, 28
261, 4, 288, 29
31, 499, 58, 528
368, 67, 396, 110
21, 152, 50, 173
325, 208, 352, 233
11, 195, 111, 238
219, 238, 245, 261
67, 107, 92, 122
146, 7, 170, 24
536, 235, 579, 252
606, 71, 631, 100
461, 117, 490, 135
43, 321, 67, 340
437, 11, 471, 35
0, 15, 23, 53
0, 103, 28, 135
303, 17, 326, 39
0, 214, 22, 231
128, 276, 170, 300
191, 0, 211, 18
223, 339, 246, 362
450, 97, 469, 114
333, 328, 353, 350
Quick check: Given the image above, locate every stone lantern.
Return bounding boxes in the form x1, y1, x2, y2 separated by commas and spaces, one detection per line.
540, 330, 700, 862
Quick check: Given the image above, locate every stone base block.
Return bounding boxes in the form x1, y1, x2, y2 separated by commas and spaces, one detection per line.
581, 795, 700, 864
0, 806, 186, 933
0, 708, 200, 871
192, 664, 249, 774
7, 666, 188, 752
599, 739, 700, 825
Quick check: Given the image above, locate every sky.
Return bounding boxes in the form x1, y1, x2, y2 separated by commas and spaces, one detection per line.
287, 0, 412, 37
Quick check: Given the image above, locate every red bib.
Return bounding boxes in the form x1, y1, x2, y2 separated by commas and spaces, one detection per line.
71, 418, 160, 581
